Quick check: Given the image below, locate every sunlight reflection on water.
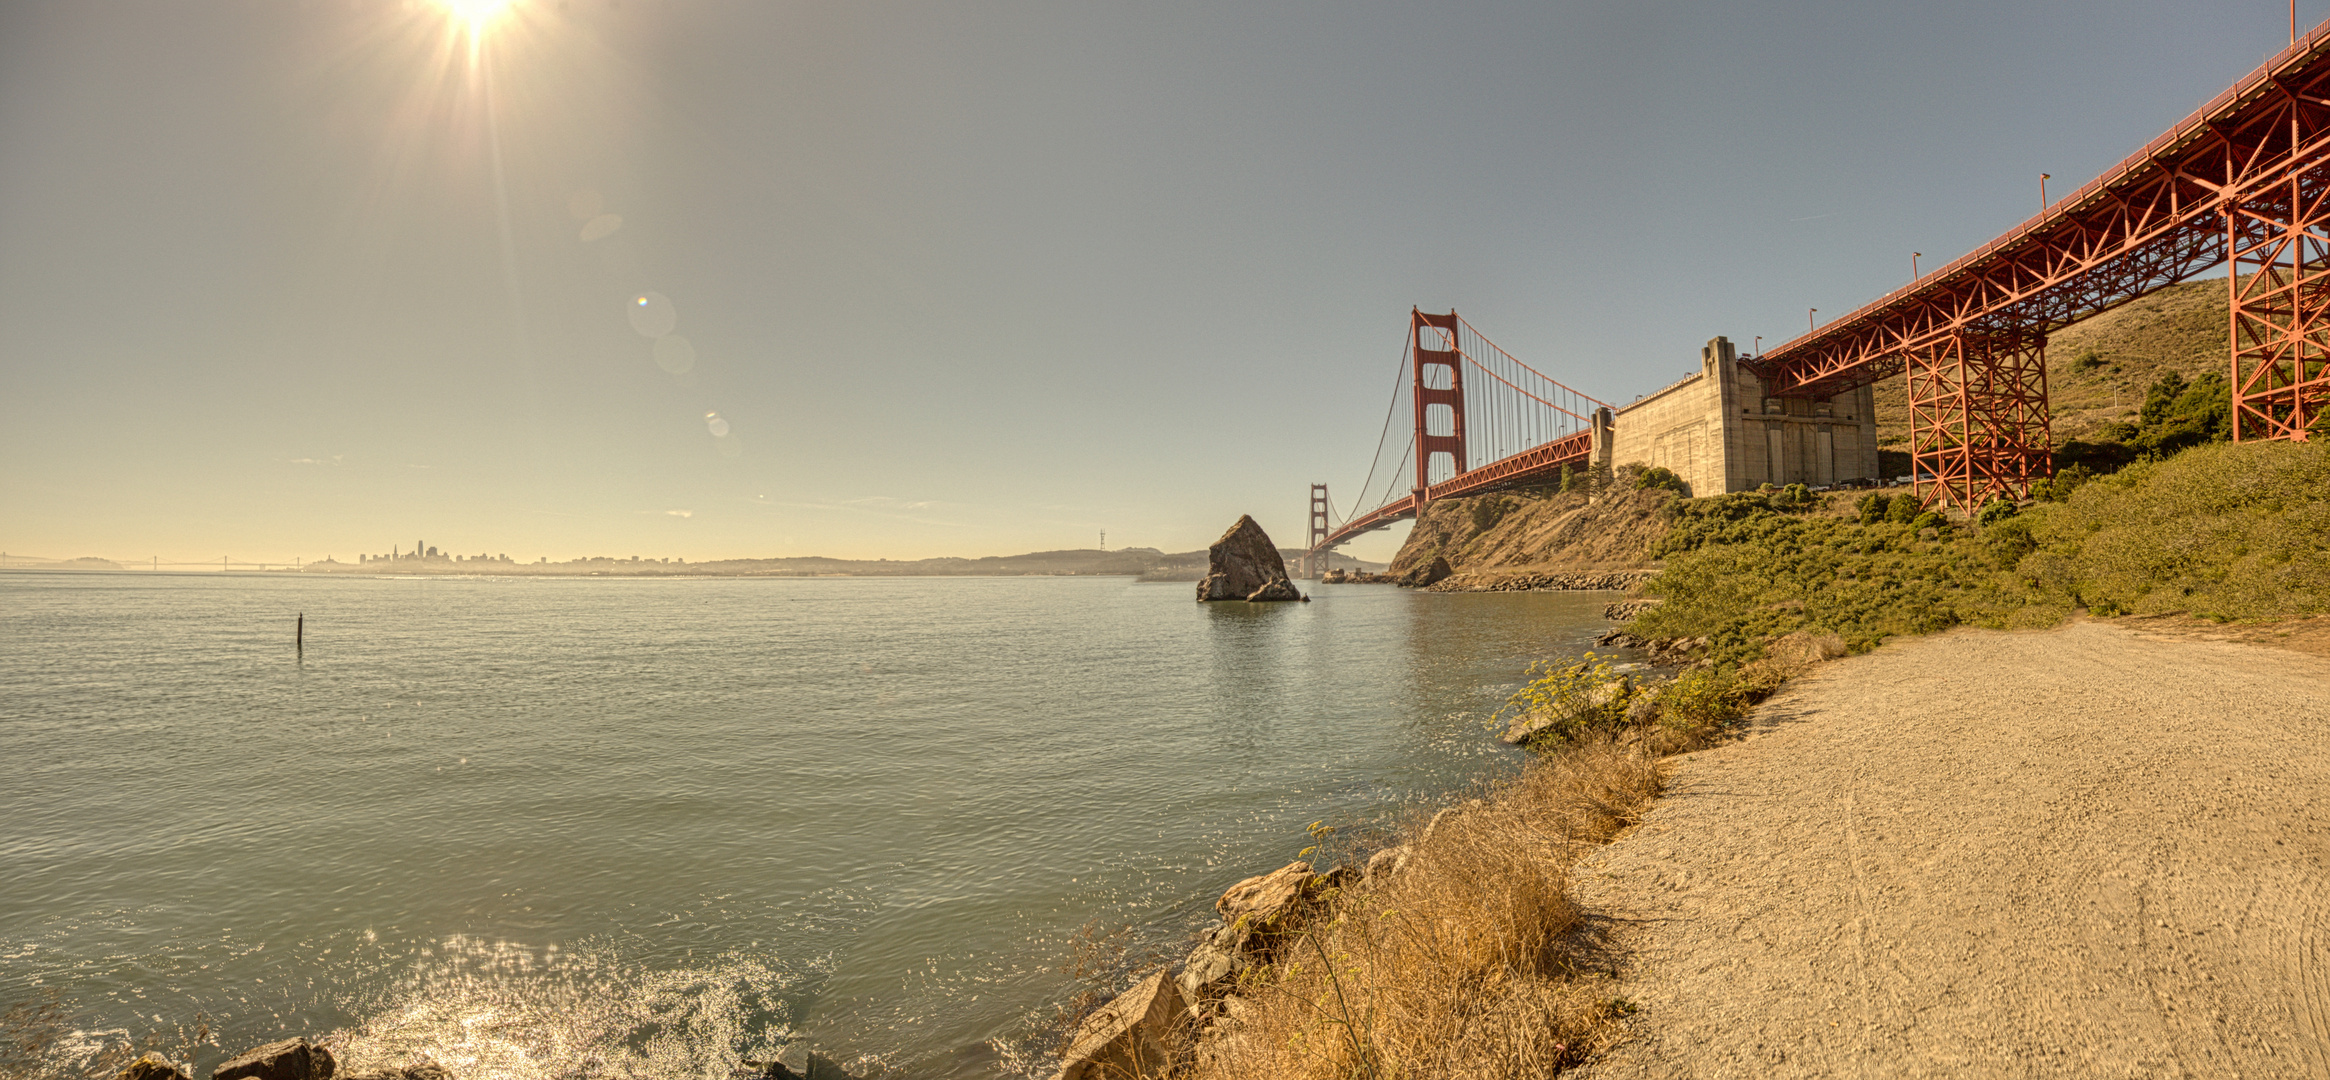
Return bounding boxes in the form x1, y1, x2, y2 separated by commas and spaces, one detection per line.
337, 937, 806, 1080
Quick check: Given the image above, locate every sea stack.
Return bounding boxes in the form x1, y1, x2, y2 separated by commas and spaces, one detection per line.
1196, 515, 1303, 602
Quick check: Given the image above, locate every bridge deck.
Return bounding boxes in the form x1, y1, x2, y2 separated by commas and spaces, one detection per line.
1312, 428, 1594, 555
1753, 21, 2330, 399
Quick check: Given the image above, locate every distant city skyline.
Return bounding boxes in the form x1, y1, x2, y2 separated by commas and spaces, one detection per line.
0, 0, 2302, 564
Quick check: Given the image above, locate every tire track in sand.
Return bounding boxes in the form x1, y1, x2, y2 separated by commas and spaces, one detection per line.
1573, 620, 2330, 1079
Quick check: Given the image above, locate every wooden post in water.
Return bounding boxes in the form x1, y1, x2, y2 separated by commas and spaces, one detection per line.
297, 613, 304, 657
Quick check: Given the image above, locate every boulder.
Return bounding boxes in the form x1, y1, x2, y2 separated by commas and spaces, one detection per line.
1499, 678, 1631, 744
1364, 845, 1411, 883
1321, 568, 1349, 584
1762, 630, 1848, 673
1176, 924, 1251, 1007
213, 1039, 334, 1080
1176, 861, 1327, 1014
339, 1067, 450, 1080
738, 1044, 858, 1080
117, 1055, 190, 1080
1055, 970, 1188, 1080
1195, 516, 1301, 602
1397, 555, 1453, 588
1216, 861, 1315, 928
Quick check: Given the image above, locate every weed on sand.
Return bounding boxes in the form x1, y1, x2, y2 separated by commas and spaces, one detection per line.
1175, 653, 1792, 1080
1181, 739, 1662, 1080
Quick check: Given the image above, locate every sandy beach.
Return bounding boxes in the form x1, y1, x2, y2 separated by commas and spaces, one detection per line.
1575, 619, 2330, 1078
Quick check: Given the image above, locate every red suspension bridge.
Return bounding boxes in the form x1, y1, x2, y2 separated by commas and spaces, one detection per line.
1306, 18, 2330, 568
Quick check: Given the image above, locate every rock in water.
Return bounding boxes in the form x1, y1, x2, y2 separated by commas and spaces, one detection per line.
213, 1039, 335, 1080
1055, 970, 1188, 1080
1215, 860, 1315, 926
115, 1055, 189, 1080
1196, 516, 1301, 602
339, 1068, 451, 1080
1398, 555, 1453, 588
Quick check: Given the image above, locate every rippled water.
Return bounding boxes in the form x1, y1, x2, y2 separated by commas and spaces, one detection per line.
0, 572, 1620, 1078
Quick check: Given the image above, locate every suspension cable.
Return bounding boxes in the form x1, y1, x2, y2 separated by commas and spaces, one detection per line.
1344, 325, 1414, 525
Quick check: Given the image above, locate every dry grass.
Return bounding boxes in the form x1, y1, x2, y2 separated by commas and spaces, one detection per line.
1181, 738, 1671, 1080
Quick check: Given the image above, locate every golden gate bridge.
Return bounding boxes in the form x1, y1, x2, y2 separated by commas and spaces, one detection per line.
1307, 16, 2330, 569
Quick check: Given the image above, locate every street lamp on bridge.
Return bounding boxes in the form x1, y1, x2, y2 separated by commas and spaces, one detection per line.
2040, 173, 2051, 210
1809, 308, 1818, 332
1912, 251, 1923, 280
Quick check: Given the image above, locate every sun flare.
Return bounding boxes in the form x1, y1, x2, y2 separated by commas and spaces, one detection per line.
439, 0, 511, 31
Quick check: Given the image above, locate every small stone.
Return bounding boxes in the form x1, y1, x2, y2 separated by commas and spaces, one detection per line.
339, 1067, 451, 1080
1364, 845, 1411, 882
117, 1054, 190, 1080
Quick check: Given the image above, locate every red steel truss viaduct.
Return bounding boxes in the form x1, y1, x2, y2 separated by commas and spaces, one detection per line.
1754, 19, 2330, 507
1306, 20, 2330, 569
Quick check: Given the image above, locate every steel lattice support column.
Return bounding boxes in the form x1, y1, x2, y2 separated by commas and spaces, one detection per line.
1412, 309, 1467, 502
1906, 329, 2052, 509
2227, 164, 2330, 441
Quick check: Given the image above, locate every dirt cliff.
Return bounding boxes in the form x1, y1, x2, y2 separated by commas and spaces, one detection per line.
1384, 488, 1673, 589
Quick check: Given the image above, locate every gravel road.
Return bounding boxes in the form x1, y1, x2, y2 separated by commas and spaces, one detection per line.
1573, 619, 2330, 1079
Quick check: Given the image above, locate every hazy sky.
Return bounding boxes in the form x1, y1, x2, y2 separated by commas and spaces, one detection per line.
0, 0, 2301, 564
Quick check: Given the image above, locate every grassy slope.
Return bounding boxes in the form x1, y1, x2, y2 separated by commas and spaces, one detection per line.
1872, 277, 2230, 446
1384, 488, 1671, 579
1632, 440, 2330, 666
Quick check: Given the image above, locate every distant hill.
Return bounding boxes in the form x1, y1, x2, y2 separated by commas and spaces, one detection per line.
301, 546, 1383, 579
0, 554, 123, 571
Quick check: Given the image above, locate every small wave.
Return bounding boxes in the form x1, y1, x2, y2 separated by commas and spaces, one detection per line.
333, 936, 809, 1080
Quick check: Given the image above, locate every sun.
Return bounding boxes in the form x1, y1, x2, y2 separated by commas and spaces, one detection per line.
438, 0, 511, 32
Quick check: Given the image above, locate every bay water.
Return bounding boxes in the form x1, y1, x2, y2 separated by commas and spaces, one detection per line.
0, 572, 1620, 1078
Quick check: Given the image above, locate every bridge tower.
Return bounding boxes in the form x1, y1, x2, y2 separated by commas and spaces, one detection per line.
2228, 180, 2330, 441
1906, 328, 2051, 508
1303, 484, 1330, 578
1412, 309, 1467, 503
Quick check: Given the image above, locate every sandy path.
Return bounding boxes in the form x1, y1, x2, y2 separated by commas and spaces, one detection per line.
1572, 620, 2330, 1079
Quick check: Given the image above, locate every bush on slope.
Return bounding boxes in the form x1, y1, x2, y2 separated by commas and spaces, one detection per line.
1628, 440, 2330, 665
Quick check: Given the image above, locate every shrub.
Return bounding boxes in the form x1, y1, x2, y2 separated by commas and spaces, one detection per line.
2033, 463, 2095, 503
1636, 465, 1690, 497
1655, 666, 1749, 729
1884, 494, 1921, 524
2128, 370, 2231, 456
1469, 495, 1518, 533
1911, 510, 1947, 532
1855, 491, 1888, 524
1977, 499, 2019, 527
1984, 514, 2038, 565
1494, 653, 1633, 745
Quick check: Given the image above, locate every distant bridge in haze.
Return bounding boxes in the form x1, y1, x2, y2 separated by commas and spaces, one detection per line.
1306, 17, 2330, 570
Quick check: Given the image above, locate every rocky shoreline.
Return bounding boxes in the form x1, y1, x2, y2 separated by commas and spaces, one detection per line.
1425, 569, 1656, 594
1054, 860, 1368, 1080
104, 1034, 861, 1080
